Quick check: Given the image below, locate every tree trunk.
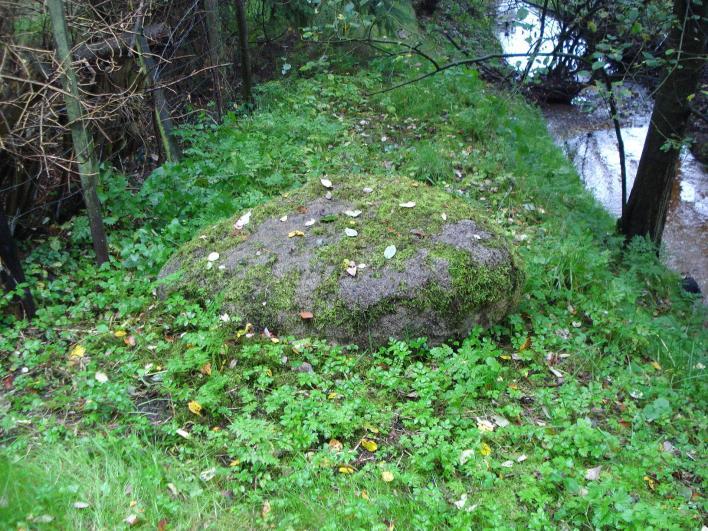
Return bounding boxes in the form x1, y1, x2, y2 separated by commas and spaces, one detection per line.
620, 0, 707, 246
0, 205, 36, 319
47, 0, 109, 265
134, 17, 181, 163
234, 0, 253, 103
205, 0, 224, 118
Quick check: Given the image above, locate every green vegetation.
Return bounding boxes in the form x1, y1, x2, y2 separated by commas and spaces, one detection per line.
1, 28, 706, 531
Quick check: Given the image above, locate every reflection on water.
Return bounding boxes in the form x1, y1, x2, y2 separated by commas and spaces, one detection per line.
496, 1, 708, 300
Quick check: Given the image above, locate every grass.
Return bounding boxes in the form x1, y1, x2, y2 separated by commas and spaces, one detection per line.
1, 11, 706, 529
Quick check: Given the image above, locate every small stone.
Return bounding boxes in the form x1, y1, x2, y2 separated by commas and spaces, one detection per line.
293, 362, 314, 373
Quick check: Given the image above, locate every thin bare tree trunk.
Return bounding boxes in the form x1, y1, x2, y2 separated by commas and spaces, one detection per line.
620, 0, 707, 246
47, 0, 109, 265
0, 205, 36, 319
234, 0, 253, 103
205, 0, 224, 118
134, 13, 181, 162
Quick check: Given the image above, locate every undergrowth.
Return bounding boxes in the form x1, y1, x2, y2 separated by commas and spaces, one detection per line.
1, 23, 706, 530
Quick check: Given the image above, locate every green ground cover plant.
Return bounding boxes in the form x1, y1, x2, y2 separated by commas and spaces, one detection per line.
1, 20, 706, 529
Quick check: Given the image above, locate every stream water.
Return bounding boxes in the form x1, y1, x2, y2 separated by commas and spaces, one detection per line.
496, 0, 708, 300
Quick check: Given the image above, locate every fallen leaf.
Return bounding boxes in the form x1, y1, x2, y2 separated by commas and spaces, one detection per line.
585, 466, 602, 481
157, 519, 168, 531
381, 470, 394, 482
492, 415, 510, 428
199, 467, 216, 482
176, 428, 190, 439
124, 335, 136, 347
124, 514, 139, 526
261, 500, 271, 519
114, 330, 127, 338
288, 230, 305, 238
69, 344, 86, 359
344, 228, 358, 237
344, 210, 362, 217
299, 311, 314, 320
188, 401, 202, 416
363, 187, 373, 194
476, 418, 495, 432
234, 211, 251, 230
329, 439, 343, 451
325, 191, 332, 200
360, 489, 369, 500
73, 501, 90, 509
338, 465, 355, 474
441, 213, 447, 221
519, 337, 532, 351
453, 493, 468, 509
459, 449, 475, 465
200, 363, 212, 376
305, 218, 316, 226
229, 459, 241, 467
384, 245, 397, 259
95, 371, 108, 383
661, 441, 676, 453
517, 454, 528, 462
207, 252, 220, 262
280, 215, 288, 222
643, 475, 657, 491
399, 201, 416, 208
651, 361, 662, 370
480, 443, 492, 456
501, 460, 514, 468
346, 266, 357, 277
320, 178, 333, 188
360, 439, 378, 452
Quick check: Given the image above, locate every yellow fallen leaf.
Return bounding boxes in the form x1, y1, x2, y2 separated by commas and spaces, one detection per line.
381, 470, 394, 482
500, 354, 511, 360
270, 337, 280, 344
229, 459, 240, 467
360, 489, 370, 500
200, 362, 212, 376
519, 337, 532, 351
265, 368, 273, 377
329, 439, 343, 452
327, 392, 339, 400
338, 465, 355, 474
288, 230, 305, 238
480, 443, 492, 456
643, 475, 657, 491
361, 439, 378, 452
651, 361, 662, 370
235, 323, 253, 340
114, 330, 127, 338
188, 400, 202, 416
69, 344, 86, 359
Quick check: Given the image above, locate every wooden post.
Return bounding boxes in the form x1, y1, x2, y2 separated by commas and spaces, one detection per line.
47, 0, 109, 265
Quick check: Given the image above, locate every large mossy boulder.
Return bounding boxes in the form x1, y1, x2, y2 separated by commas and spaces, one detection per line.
159, 176, 524, 348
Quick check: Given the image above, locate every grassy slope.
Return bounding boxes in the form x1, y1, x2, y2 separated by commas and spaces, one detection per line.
1, 6, 706, 530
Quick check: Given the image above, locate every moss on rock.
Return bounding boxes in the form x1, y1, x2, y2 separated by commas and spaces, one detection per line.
159, 175, 524, 348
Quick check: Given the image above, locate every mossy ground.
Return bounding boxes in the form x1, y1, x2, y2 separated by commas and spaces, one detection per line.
1, 2, 706, 528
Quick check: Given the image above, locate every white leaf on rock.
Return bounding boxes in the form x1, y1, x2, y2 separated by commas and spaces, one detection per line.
345, 228, 358, 237
384, 245, 396, 259
94, 371, 108, 383
399, 201, 416, 208
346, 266, 357, 277
517, 454, 527, 462
320, 178, 333, 188
199, 467, 216, 482
234, 211, 251, 230
207, 252, 220, 262
280, 215, 288, 222
441, 213, 447, 221
344, 210, 362, 218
